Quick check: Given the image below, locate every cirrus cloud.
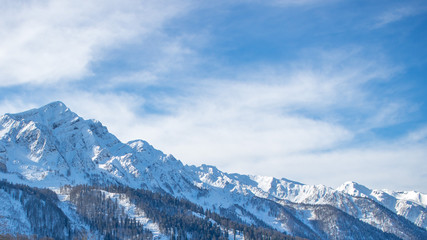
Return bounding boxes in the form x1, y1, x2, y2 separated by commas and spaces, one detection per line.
0, 0, 190, 86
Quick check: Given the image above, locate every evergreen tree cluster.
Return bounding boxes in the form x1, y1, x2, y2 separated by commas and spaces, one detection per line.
0, 234, 54, 240
0, 180, 301, 240
0, 180, 72, 239
68, 184, 299, 240
68, 185, 153, 240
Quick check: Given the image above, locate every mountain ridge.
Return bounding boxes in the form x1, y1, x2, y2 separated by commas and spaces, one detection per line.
1, 101, 426, 240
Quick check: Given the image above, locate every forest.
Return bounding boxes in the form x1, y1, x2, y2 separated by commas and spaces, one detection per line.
0, 180, 301, 240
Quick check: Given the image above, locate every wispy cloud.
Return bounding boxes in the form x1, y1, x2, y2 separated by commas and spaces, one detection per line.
0, 0, 190, 86
0, 0, 425, 192
105, 34, 203, 88
286, 139, 427, 192
51, 48, 416, 190
270, 0, 336, 7
403, 125, 427, 143
0, 44, 425, 192
374, 6, 422, 28
0, 98, 39, 116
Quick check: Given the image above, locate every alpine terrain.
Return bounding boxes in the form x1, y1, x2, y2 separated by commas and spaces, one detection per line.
0, 101, 426, 240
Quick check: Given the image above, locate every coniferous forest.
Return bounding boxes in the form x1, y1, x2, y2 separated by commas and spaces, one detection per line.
0, 180, 301, 240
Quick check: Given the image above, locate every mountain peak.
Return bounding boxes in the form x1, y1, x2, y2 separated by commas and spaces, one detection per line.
43, 101, 68, 110
337, 181, 372, 197
5, 101, 78, 127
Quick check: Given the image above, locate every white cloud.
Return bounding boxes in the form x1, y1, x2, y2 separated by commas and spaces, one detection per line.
93, 49, 403, 174
233, 0, 338, 8
270, 0, 335, 7
402, 125, 427, 143
283, 141, 427, 192
116, 49, 424, 192
374, 5, 423, 28
1, 42, 421, 191
0, 0, 424, 193
106, 34, 203, 88
0, 0, 189, 86
0, 99, 39, 116
2, 86, 426, 193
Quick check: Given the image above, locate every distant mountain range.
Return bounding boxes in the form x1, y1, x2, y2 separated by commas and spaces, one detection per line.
0, 101, 426, 239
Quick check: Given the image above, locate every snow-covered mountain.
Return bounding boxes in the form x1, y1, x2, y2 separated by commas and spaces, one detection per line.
337, 181, 427, 230
1, 102, 426, 240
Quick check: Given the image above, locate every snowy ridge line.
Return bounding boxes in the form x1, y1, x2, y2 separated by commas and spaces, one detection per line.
0, 101, 426, 240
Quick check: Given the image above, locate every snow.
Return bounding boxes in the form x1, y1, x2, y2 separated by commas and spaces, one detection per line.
252, 175, 273, 193
102, 191, 169, 240
0, 127, 8, 138
337, 181, 427, 230
337, 181, 427, 208
227, 229, 245, 240
386, 190, 427, 208
1, 101, 426, 238
0, 189, 32, 235
53, 190, 92, 235
20, 165, 49, 181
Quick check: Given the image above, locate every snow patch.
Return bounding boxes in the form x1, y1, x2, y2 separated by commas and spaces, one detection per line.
0, 189, 32, 235
102, 191, 168, 240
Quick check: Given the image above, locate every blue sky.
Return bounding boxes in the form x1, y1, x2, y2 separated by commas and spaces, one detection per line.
0, 0, 426, 192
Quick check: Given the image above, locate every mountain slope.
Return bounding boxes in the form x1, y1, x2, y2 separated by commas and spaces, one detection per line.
338, 181, 427, 230
1, 101, 426, 240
